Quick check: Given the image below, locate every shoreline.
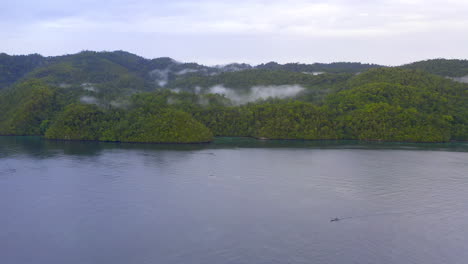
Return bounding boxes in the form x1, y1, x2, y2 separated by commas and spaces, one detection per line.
1, 135, 464, 145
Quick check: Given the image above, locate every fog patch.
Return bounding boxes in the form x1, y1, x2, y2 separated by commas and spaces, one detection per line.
166, 96, 182, 105
110, 99, 130, 109
81, 83, 97, 92
303, 71, 324, 75
208, 85, 305, 105
149, 68, 170, 87
169, 87, 182, 93
80, 96, 99, 105
197, 96, 210, 106
59, 83, 71, 88
176, 68, 201, 75
451, 75, 468, 83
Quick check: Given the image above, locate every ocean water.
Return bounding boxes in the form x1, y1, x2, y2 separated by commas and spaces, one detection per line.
1, 136, 468, 264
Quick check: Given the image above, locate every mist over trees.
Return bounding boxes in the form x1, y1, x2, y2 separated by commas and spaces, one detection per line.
0, 51, 467, 143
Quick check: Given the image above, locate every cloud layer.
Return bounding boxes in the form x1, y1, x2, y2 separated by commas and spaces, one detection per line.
2, 0, 468, 65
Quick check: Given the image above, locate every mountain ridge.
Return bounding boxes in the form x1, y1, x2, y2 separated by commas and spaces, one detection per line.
1, 50, 467, 143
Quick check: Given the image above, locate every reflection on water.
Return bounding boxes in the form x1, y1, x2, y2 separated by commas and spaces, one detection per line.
1, 136, 468, 264
2, 136, 468, 159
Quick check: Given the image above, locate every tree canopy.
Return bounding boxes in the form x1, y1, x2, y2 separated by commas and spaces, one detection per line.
1, 51, 467, 143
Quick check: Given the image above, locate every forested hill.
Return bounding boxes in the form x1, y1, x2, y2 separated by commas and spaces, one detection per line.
401, 59, 468, 78
0, 51, 382, 91
0, 50, 467, 143
256, 61, 381, 73
0, 53, 45, 88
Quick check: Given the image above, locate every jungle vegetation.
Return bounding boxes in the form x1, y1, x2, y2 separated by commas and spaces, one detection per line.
0, 51, 467, 143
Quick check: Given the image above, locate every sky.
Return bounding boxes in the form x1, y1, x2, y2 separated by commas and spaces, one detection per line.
2, 0, 468, 65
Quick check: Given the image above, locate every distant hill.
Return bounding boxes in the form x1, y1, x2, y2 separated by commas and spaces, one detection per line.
0, 51, 386, 91
401, 59, 468, 78
255, 61, 382, 73
0, 51, 388, 104
0, 53, 45, 88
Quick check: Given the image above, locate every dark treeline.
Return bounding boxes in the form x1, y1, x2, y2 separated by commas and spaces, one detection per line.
0, 51, 384, 92
401, 59, 468, 78
255, 61, 381, 73
0, 51, 467, 143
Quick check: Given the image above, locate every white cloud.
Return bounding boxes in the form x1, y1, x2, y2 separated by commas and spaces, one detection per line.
29, 0, 468, 38
1, 0, 468, 64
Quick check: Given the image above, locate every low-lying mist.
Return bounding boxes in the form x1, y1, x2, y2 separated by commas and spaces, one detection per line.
451, 75, 468, 83
78, 83, 305, 109
149, 69, 170, 87
207, 84, 305, 105
80, 96, 99, 104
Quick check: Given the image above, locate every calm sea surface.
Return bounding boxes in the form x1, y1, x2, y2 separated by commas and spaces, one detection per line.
1, 136, 468, 264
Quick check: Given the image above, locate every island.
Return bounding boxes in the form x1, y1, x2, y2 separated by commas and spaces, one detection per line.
0, 51, 467, 143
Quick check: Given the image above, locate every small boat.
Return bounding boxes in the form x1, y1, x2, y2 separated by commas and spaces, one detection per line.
330, 217, 340, 222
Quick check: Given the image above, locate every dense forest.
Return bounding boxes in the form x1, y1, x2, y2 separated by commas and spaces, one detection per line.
0, 51, 467, 143
402, 59, 468, 78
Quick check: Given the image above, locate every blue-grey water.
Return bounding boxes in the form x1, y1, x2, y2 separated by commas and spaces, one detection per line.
2, 136, 468, 264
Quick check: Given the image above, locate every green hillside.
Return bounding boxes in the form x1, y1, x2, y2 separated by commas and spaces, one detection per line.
1, 51, 467, 143
0, 53, 45, 89
401, 59, 468, 77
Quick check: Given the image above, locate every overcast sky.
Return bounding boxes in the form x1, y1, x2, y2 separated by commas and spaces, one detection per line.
2, 0, 467, 65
